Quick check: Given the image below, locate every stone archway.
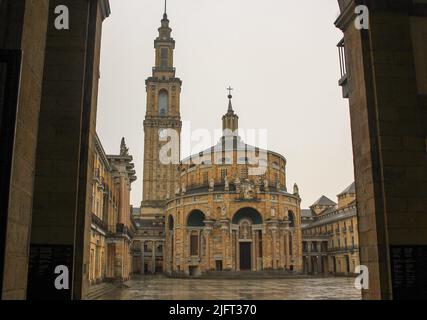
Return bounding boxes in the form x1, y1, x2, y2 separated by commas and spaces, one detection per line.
232, 207, 263, 271
186, 210, 206, 276
187, 210, 206, 227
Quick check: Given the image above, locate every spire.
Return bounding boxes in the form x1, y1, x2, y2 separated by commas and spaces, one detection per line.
157, 0, 172, 40
222, 87, 239, 134
227, 86, 234, 114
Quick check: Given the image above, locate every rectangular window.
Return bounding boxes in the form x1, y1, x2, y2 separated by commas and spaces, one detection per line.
190, 234, 199, 256
161, 48, 168, 68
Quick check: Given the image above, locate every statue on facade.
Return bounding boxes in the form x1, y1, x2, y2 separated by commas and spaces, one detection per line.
120, 137, 129, 156
224, 176, 229, 191
241, 179, 255, 200
264, 178, 269, 191
293, 183, 299, 196
253, 176, 261, 193
234, 176, 241, 186
271, 207, 276, 217
239, 221, 251, 240
175, 184, 180, 195
209, 177, 215, 191
181, 182, 186, 194
221, 204, 227, 218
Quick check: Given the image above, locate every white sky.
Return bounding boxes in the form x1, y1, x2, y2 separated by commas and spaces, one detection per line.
97, 0, 354, 209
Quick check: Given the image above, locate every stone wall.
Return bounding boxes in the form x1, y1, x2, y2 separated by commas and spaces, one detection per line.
0, 0, 49, 300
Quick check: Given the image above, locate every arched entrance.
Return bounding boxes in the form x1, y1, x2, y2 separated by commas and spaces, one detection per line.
186, 210, 206, 276
232, 207, 263, 271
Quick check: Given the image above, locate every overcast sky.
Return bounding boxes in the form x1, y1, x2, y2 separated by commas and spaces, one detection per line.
97, 0, 354, 209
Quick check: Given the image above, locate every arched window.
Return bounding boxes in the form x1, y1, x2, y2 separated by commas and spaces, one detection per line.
158, 90, 168, 116
187, 210, 206, 257
168, 215, 174, 231
232, 207, 263, 225
187, 210, 206, 227
288, 211, 295, 227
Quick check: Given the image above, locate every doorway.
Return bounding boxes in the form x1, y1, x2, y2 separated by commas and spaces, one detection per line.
239, 242, 252, 270
345, 255, 350, 274
215, 260, 223, 271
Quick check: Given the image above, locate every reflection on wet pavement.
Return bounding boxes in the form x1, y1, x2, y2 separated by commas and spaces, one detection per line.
96, 276, 361, 300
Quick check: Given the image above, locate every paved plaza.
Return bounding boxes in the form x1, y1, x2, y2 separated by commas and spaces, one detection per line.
95, 276, 362, 300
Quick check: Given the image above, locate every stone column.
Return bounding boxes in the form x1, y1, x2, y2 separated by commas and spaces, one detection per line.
272, 230, 277, 269
151, 241, 156, 274
220, 220, 230, 270
235, 231, 240, 271
141, 241, 145, 275
268, 221, 278, 270
254, 231, 259, 271
252, 230, 256, 271
279, 230, 285, 269
170, 231, 174, 273
203, 221, 213, 271
307, 241, 312, 274
285, 231, 289, 269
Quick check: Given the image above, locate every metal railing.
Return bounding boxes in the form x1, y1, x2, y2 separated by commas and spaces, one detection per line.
337, 38, 349, 98
327, 245, 359, 253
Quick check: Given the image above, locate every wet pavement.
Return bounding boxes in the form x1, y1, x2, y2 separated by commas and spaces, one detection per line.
96, 276, 362, 300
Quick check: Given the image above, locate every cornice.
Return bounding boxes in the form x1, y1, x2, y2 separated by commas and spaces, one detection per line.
100, 0, 111, 21
334, 0, 356, 31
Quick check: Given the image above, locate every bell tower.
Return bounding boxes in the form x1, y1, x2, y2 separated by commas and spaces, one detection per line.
141, 2, 182, 214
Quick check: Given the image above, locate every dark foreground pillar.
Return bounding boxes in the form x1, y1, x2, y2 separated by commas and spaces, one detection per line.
336, 0, 427, 299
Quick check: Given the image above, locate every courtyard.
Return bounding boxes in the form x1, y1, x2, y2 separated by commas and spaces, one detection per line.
94, 276, 362, 300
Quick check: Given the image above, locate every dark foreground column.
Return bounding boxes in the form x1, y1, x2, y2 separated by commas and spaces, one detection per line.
336, 0, 427, 299
0, 0, 49, 300
28, 0, 110, 300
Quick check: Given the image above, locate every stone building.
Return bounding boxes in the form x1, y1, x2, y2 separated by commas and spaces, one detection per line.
301, 183, 360, 275
336, 0, 427, 299
0, 0, 111, 299
89, 135, 137, 284
2, 0, 426, 301
134, 8, 303, 276
165, 119, 303, 276
131, 212, 165, 274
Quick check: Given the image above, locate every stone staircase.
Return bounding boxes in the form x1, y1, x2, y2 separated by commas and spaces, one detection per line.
168, 270, 310, 280
86, 282, 121, 300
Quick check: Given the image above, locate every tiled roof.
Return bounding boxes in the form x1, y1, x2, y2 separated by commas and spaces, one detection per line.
311, 195, 337, 207
337, 182, 356, 196
302, 205, 357, 229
